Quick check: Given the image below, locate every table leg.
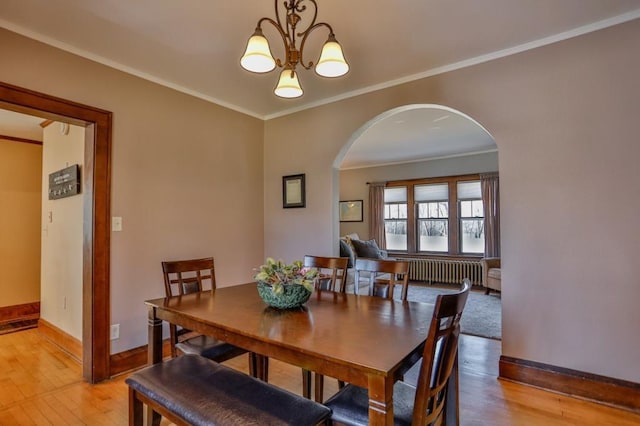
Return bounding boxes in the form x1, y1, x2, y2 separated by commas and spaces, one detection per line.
147, 306, 163, 365
146, 306, 162, 426
368, 375, 394, 425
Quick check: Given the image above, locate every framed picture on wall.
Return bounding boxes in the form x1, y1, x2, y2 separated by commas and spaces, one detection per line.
282, 174, 306, 208
339, 200, 363, 222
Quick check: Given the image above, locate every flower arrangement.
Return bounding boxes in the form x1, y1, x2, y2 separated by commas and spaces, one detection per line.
254, 258, 318, 295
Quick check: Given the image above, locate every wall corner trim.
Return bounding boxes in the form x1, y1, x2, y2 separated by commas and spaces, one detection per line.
38, 318, 82, 363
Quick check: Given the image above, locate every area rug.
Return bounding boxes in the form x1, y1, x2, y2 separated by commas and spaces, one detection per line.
394, 284, 502, 340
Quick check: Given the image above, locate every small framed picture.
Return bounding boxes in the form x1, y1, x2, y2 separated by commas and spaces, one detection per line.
339, 200, 363, 222
283, 174, 306, 208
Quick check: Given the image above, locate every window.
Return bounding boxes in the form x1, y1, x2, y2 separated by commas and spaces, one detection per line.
458, 181, 484, 254
383, 174, 485, 256
384, 187, 407, 250
416, 184, 449, 252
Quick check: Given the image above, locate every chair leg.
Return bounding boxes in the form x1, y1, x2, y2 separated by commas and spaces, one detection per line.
129, 388, 143, 426
145, 406, 161, 426
254, 354, 269, 382
314, 373, 325, 402
302, 369, 312, 399
249, 352, 257, 378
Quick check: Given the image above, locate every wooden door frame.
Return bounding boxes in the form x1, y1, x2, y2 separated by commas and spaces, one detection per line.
0, 81, 112, 383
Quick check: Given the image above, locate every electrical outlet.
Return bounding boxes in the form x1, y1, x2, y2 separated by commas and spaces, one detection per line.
110, 324, 120, 340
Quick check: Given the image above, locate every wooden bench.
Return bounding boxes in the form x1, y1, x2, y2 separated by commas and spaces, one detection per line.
126, 354, 331, 425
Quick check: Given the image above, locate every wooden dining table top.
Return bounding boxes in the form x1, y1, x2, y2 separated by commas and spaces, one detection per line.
145, 282, 435, 387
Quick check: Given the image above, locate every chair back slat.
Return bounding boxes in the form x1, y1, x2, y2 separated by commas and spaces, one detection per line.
353, 258, 410, 300
162, 257, 216, 296
303, 255, 349, 292
412, 280, 470, 425
161, 257, 217, 358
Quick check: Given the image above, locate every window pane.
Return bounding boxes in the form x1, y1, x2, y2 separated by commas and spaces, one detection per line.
461, 219, 484, 253
418, 219, 448, 252
428, 203, 439, 218
472, 200, 484, 217
418, 203, 427, 218
457, 181, 481, 199
460, 200, 472, 217
384, 187, 407, 203
438, 202, 449, 218
384, 204, 398, 219
385, 221, 407, 250
385, 203, 407, 219
415, 183, 448, 202
399, 204, 407, 218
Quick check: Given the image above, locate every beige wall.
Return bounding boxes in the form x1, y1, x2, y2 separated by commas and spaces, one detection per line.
2, 18, 639, 383
40, 123, 84, 340
265, 20, 640, 383
0, 28, 265, 353
339, 152, 499, 238
0, 138, 42, 307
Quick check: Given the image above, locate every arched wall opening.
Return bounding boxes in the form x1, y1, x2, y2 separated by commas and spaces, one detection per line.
333, 103, 499, 248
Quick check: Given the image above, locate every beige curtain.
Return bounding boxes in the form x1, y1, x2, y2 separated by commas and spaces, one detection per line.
481, 172, 500, 257
368, 182, 387, 249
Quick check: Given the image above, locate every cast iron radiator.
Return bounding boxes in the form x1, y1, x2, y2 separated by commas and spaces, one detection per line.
396, 257, 482, 286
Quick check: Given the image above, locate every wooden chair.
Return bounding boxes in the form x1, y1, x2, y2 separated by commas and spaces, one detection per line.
126, 354, 331, 426
304, 255, 349, 292
162, 258, 262, 378
324, 280, 471, 425
301, 255, 349, 401
310, 258, 411, 402
353, 258, 410, 300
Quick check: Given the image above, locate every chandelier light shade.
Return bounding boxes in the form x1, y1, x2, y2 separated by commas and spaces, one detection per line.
275, 67, 303, 98
240, 29, 276, 73
240, 0, 349, 98
315, 35, 349, 77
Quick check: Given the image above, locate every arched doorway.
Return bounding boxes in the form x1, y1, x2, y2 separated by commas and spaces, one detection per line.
0, 82, 112, 383
334, 104, 501, 339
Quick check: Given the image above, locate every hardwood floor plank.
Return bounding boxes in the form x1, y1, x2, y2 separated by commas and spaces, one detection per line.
7, 405, 36, 425
1, 328, 640, 425
42, 394, 84, 425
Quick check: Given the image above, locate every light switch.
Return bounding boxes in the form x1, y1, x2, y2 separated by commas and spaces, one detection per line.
112, 216, 123, 232
48, 211, 53, 223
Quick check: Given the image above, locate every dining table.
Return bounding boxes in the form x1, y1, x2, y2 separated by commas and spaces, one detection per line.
145, 282, 459, 426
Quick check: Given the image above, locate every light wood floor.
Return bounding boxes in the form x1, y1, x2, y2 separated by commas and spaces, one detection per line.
1, 328, 639, 425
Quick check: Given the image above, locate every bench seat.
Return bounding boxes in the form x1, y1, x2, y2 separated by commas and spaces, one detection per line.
126, 354, 331, 426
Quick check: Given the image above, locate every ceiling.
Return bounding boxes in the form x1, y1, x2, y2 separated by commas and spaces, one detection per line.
1, 1, 638, 165
0, 109, 44, 141
341, 106, 495, 169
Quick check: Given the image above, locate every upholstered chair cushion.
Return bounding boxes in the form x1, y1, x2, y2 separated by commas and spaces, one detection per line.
488, 268, 501, 280
325, 381, 415, 426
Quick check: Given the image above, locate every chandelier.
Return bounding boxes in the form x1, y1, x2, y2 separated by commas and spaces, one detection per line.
240, 0, 349, 98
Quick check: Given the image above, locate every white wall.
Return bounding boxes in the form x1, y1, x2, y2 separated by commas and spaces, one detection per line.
265, 20, 640, 383
40, 123, 84, 340
339, 152, 499, 238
